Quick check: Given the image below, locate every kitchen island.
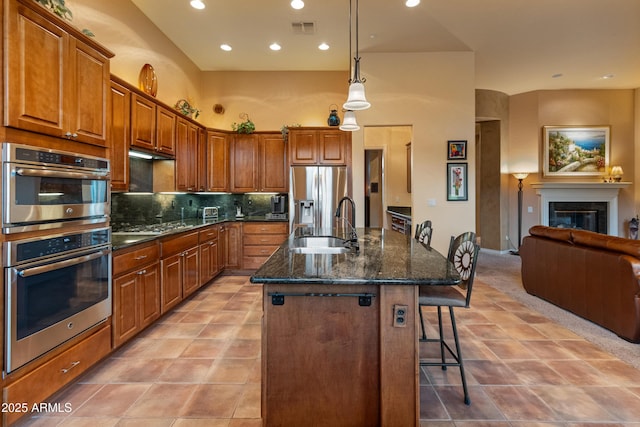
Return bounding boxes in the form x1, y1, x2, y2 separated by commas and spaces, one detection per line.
250, 228, 459, 427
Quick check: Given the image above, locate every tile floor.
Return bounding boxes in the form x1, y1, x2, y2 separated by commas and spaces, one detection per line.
16, 258, 640, 426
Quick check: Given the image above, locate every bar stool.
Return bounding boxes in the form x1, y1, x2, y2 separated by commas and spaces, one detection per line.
414, 220, 433, 247
418, 231, 479, 405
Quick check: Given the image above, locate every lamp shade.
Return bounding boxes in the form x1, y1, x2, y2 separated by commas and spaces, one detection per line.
611, 166, 623, 181
339, 110, 360, 131
343, 82, 370, 110
512, 172, 529, 180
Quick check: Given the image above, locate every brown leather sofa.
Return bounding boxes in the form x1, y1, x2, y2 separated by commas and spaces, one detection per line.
520, 225, 640, 343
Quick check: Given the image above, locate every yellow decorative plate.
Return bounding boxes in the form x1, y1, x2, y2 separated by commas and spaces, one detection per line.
138, 64, 158, 97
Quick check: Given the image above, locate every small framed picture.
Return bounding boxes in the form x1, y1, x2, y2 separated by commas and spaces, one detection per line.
447, 140, 467, 160
447, 163, 468, 201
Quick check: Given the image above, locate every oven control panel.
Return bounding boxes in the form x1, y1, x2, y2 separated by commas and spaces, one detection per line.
5, 228, 111, 265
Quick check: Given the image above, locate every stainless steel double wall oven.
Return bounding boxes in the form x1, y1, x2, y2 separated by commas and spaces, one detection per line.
2, 143, 112, 372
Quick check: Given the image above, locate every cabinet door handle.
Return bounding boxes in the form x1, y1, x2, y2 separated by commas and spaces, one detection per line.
134, 255, 148, 260
61, 361, 80, 374
137, 269, 147, 275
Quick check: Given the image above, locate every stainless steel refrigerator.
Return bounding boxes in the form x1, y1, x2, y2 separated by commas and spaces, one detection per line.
289, 166, 348, 235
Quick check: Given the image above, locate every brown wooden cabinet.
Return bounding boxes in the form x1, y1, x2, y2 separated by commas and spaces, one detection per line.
160, 231, 200, 313
260, 134, 289, 192
205, 130, 230, 192
220, 222, 242, 269
230, 134, 259, 192
130, 94, 177, 157
242, 222, 288, 269
112, 242, 161, 348
109, 79, 131, 192
176, 117, 199, 191
2, 326, 111, 426
131, 93, 156, 152
4, 0, 113, 147
230, 133, 287, 193
289, 128, 351, 165
156, 105, 177, 157
199, 226, 220, 286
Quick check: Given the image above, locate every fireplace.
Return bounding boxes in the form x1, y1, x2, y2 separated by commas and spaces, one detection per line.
532, 182, 629, 236
549, 201, 607, 233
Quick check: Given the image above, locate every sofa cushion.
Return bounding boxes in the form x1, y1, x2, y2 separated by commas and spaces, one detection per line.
528, 225, 573, 242
571, 229, 640, 258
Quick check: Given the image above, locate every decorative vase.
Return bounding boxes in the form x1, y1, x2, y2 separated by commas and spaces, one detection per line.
327, 105, 340, 126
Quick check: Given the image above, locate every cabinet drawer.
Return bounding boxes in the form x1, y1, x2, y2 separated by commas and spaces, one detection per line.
243, 234, 286, 246
199, 226, 219, 243
243, 222, 288, 235
3, 325, 111, 426
244, 245, 279, 257
113, 243, 159, 275
242, 255, 270, 270
160, 231, 199, 257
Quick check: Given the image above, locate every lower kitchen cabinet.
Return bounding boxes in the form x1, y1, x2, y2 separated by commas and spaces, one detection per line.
221, 222, 242, 270
242, 222, 288, 269
199, 225, 220, 286
112, 242, 161, 348
160, 231, 200, 313
2, 325, 111, 426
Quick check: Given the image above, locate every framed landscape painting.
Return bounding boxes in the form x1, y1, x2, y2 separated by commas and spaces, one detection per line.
543, 125, 610, 177
447, 163, 468, 201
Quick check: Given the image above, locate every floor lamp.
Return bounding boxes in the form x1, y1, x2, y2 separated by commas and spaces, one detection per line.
512, 173, 529, 255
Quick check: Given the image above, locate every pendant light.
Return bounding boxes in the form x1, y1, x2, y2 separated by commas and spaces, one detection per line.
343, 0, 370, 111
340, 110, 360, 131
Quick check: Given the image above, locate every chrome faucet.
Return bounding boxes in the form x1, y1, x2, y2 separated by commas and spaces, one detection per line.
335, 196, 359, 251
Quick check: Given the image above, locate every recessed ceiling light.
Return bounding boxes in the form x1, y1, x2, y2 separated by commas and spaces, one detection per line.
291, 0, 304, 10
270, 43, 282, 51
602, 74, 615, 79
318, 42, 330, 51
220, 44, 232, 51
190, 0, 205, 10
405, 0, 420, 7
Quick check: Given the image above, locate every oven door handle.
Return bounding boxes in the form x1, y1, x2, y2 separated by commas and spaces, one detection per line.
14, 168, 110, 181
16, 249, 111, 278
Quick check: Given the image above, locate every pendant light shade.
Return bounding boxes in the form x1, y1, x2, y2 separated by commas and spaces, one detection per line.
339, 110, 360, 131
343, 0, 371, 112
343, 82, 370, 111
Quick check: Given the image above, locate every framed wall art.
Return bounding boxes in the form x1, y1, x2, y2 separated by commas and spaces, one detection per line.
447, 140, 467, 160
543, 125, 610, 177
447, 163, 468, 201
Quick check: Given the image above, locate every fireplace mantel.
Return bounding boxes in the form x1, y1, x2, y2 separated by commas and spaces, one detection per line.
531, 181, 631, 236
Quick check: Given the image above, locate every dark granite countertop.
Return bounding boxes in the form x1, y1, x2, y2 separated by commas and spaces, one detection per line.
250, 228, 459, 286
111, 216, 288, 251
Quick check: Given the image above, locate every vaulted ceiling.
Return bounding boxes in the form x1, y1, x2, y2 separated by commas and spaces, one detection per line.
131, 0, 640, 95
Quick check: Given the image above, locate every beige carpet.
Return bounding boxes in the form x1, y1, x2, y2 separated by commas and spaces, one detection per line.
475, 250, 640, 370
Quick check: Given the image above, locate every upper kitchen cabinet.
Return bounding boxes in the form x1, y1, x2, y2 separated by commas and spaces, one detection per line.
130, 94, 177, 157
109, 79, 131, 192
175, 117, 199, 192
260, 133, 288, 192
205, 130, 229, 192
230, 133, 287, 193
289, 128, 351, 166
4, 0, 113, 147
156, 106, 178, 156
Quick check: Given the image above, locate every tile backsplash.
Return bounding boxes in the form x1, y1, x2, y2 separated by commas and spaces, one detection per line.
111, 193, 285, 228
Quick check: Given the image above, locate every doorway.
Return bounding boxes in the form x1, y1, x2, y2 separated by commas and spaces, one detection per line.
365, 149, 383, 227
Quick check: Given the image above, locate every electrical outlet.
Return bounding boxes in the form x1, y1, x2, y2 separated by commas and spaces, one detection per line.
393, 304, 408, 327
